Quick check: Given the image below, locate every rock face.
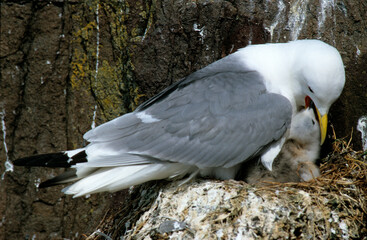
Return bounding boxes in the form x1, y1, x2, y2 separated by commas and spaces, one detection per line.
0, 1, 366, 239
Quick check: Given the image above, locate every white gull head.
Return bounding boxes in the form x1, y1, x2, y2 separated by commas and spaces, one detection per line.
236, 39, 345, 145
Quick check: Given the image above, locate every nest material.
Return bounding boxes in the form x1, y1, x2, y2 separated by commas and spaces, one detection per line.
249, 132, 367, 239
85, 132, 367, 240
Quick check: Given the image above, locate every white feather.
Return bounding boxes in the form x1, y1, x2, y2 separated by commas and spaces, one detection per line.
63, 163, 195, 197
136, 111, 160, 123
260, 136, 288, 171
65, 148, 85, 157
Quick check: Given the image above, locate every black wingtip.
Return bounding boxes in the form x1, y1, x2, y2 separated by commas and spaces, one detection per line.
38, 181, 57, 188
39, 169, 78, 188
13, 153, 71, 168
13, 151, 87, 168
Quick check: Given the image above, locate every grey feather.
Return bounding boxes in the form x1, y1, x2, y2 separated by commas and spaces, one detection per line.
84, 54, 292, 169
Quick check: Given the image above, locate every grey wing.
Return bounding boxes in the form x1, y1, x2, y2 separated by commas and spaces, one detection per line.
84, 58, 292, 168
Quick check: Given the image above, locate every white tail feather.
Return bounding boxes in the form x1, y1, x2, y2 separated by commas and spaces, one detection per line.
65, 148, 85, 158
63, 163, 194, 197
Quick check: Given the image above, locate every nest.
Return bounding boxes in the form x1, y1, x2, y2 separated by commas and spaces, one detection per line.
250, 128, 367, 238
85, 129, 367, 239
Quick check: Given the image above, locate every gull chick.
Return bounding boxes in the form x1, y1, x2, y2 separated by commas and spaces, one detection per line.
244, 108, 321, 184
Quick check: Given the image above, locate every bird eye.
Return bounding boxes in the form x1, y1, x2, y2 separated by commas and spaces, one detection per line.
308, 86, 314, 93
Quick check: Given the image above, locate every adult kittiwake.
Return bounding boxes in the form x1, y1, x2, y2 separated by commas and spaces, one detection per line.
14, 39, 345, 197
244, 108, 321, 184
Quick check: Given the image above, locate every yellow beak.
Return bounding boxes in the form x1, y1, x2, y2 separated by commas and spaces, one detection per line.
316, 109, 328, 145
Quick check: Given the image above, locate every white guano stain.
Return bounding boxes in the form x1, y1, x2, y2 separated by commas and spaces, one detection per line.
339, 220, 349, 239
318, 0, 333, 29
318, 0, 336, 40
92, 2, 100, 130
356, 45, 361, 58
1, 109, 13, 180
264, 0, 286, 42
357, 116, 367, 151
193, 23, 206, 44
91, 104, 98, 129
287, 0, 309, 40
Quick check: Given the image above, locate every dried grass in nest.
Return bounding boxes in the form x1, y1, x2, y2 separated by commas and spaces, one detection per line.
254, 127, 367, 237
262, 129, 366, 188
